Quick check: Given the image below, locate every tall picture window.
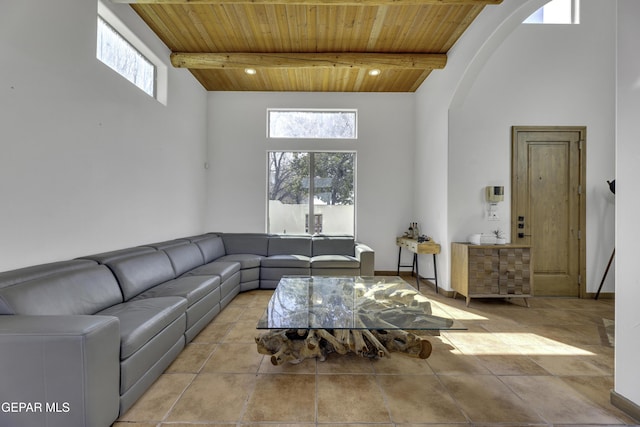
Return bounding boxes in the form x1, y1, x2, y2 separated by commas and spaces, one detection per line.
268, 152, 355, 235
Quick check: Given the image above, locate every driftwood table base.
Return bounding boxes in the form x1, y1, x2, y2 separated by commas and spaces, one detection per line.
255, 328, 432, 365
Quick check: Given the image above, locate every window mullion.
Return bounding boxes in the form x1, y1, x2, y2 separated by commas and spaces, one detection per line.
309, 152, 315, 234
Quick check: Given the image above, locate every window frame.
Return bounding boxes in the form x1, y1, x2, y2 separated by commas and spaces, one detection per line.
267, 109, 358, 140
266, 150, 357, 236
96, 1, 168, 104
523, 0, 580, 24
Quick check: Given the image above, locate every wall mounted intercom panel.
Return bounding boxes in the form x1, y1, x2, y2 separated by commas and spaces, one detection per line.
486, 186, 504, 203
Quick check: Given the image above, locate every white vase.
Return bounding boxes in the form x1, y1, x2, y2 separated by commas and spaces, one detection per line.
496, 238, 507, 245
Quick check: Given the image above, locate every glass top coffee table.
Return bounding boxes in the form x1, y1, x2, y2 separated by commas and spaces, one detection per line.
255, 276, 464, 365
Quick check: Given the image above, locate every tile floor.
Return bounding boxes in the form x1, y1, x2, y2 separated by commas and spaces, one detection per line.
113, 281, 639, 427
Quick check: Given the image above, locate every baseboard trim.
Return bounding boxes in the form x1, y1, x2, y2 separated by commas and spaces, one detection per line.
611, 390, 640, 422
585, 291, 615, 300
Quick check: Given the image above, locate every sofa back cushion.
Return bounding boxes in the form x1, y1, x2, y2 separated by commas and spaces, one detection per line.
312, 235, 355, 256
0, 265, 123, 315
222, 233, 269, 256
268, 235, 312, 256
0, 259, 98, 290
194, 236, 227, 263
163, 243, 205, 276
79, 246, 156, 264
107, 252, 176, 301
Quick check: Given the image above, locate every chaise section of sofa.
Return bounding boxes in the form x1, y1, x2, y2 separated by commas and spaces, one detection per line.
0, 262, 189, 419
0, 314, 120, 427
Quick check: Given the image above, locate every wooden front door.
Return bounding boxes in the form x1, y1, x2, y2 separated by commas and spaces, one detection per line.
511, 126, 586, 297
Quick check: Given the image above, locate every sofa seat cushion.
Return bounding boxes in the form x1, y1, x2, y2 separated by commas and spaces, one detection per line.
261, 255, 311, 268
132, 276, 220, 307
217, 254, 264, 269
187, 261, 241, 282
310, 255, 360, 269
97, 296, 187, 359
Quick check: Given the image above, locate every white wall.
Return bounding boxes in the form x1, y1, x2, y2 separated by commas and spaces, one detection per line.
448, 0, 616, 294
415, 0, 551, 290
0, 0, 208, 271
416, 0, 616, 294
615, 0, 640, 409
206, 92, 415, 270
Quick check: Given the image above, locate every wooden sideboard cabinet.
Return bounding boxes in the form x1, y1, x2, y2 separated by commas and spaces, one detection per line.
450, 242, 533, 307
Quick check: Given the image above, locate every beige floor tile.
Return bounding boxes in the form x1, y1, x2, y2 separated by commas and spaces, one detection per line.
244, 424, 315, 427
474, 354, 549, 376
162, 424, 236, 427
246, 309, 269, 325
165, 373, 256, 422
438, 375, 544, 424
243, 374, 316, 422
259, 354, 317, 374
165, 342, 216, 373
112, 423, 158, 427
317, 374, 391, 423
371, 351, 434, 375
225, 318, 264, 343
317, 424, 394, 427
211, 305, 245, 323
377, 374, 467, 423
527, 354, 610, 376
426, 348, 491, 376
191, 321, 233, 343
561, 376, 639, 424
117, 373, 195, 422
501, 375, 626, 425
201, 342, 264, 373
316, 351, 375, 374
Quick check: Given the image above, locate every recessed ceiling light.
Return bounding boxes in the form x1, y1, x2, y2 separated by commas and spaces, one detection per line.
368, 69, 381, 76
244, 68, 257, 75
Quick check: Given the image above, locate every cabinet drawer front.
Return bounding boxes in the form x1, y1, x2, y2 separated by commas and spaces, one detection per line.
468, 248, 500, 294
499, 248, 531, 295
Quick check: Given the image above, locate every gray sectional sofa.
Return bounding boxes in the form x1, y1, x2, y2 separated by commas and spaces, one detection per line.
0, 233, 373, 427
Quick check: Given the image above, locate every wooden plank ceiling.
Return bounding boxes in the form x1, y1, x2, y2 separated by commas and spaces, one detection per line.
114, 0, 502, 92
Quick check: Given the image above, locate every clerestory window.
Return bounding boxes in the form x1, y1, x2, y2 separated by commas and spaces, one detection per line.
96, 2, 167, 103
524, 0, 580, 24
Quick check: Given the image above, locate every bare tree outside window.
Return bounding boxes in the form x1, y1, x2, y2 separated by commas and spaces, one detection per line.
268, 151, 355, 235
268, 110, 357, 139
97, 16, 155, 97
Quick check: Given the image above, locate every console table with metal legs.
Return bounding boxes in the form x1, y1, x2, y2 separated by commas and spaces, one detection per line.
396, 237, 441, 292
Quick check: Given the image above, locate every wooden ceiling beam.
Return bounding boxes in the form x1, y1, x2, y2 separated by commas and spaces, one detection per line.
170, 52, 447, 70
116, 0, 500, 5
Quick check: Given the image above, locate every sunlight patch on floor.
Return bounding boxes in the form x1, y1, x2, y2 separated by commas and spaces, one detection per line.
445, 332, 596, 355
